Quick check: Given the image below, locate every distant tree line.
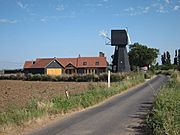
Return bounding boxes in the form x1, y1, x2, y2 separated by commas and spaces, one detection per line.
161, 51, 171, 65
127, 42, 179, 71
173, 49, 180, 65
128, 43, 159, 70
160, 49, 180, 70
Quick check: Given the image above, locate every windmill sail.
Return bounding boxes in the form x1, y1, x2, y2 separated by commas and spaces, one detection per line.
126, 30, 132, 45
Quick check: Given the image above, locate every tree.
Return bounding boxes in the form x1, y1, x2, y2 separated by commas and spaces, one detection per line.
166, 51, 171, 65
161, 51, 171, 65
128, 43, 159, 68
161, 52, 166, 65
178, 49, 180, 65
174, 49, 178, 65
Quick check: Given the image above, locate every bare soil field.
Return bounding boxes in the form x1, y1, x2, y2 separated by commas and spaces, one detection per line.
0, 80, 105, 112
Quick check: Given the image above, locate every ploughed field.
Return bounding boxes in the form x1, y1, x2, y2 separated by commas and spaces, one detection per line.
0, 80, 105, 112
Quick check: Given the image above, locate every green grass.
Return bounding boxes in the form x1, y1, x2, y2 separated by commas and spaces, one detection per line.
146, 73, 180, 135
0, 72, 145, 127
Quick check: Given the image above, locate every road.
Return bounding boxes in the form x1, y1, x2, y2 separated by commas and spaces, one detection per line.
27, 75, 169, 135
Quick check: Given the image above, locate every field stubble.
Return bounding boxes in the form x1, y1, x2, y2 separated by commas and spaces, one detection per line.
0, 80, 105, 112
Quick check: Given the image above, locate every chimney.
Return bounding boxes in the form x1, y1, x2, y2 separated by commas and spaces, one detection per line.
99, 52, 104, 57
32, 60, 35, 64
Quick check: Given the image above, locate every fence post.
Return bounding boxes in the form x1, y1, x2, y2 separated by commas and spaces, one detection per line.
108, 70, 111, 88
65, 90, 70, 99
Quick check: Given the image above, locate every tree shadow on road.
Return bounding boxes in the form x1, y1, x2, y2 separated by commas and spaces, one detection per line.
127, 101, 153, 135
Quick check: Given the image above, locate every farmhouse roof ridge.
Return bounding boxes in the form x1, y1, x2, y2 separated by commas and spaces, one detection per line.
24, 56, 107, 69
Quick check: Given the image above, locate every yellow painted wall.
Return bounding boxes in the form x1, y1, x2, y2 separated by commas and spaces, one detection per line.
47, 68, 62, 76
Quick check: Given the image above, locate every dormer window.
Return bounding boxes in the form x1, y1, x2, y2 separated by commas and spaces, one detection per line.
95, 61, 99, 65
83, 62, 87, 65
33, 61, 36, 64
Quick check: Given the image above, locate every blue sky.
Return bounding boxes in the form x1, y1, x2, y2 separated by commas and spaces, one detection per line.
0, 0, 180, 69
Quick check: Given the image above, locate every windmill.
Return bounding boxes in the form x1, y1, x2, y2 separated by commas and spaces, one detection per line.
100, 29, 131, 72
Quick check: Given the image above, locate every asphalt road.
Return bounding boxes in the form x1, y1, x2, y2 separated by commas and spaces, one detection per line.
28, 75, 169, 135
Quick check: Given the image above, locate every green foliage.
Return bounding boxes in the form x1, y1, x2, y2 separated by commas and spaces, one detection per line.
146, 75, 180, 135
0, 99, 46, 125
155, 70, 176, 77
178, 49, 180, 65
144, 73, 151, 79
174, 50, 178, 65
161, 51, 171, 65
0, 72, 140, 82
154, 64, 180, 71
128, 43, 159, 67
0, 73, 145, 127
0, 74, 25, 80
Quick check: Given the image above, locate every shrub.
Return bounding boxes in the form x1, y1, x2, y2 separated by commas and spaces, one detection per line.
32, 74, 42, 81
25, 73, 34, 81
0, 74, 25, 80
110, 73, 126, 82
40, 75, 52, 81
0, 72, 145, 83
99, 73, 108, 81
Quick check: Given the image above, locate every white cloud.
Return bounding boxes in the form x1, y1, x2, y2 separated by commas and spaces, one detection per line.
165, 0, 170, 4
16, 1, 27, 9
124, 6, 150, 16
143, 6, 150, 13
97, 3, 103, 7
40, 17, 48, 23
0, 19, 17, 24
173, 5, 179, 11
159, 5, 165, 13
165, 0, 171, 4
16, 1, 37, 17
40, 13, 76, 23
85, 3, 104, 8
56, 4, 65, 11
121, 0, 180, 16
40, 16, 58, 23
124, 7, 134, 12
157, 5, 168, 13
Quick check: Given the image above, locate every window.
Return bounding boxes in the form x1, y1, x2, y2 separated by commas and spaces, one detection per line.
83, 62, 87, 65
95, 61, 99, 65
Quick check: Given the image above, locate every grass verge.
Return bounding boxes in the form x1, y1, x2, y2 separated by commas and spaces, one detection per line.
0, 73, 145, 129
146, 72, 180, 135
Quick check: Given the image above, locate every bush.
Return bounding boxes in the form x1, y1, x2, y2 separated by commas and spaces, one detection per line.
144, 71, 153, 79
41, 75, 52, 81
0, 74, 25, 80
99, 73, 108, 81
0, 72, 145, 83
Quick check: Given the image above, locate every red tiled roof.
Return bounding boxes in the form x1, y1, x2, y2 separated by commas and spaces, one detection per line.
24, 57, 107, 69
57, 58, 77, 67
24, 61, 33, 69
77, 57, 107, 68
24, 58, 54, 69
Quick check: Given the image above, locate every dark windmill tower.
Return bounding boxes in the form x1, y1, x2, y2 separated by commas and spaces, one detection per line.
111, 30, 131, 72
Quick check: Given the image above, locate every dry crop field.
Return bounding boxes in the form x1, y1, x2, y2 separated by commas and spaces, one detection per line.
0, 80, 105, 112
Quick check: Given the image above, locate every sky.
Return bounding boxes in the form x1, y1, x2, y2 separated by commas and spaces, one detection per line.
0, 0, 180, 69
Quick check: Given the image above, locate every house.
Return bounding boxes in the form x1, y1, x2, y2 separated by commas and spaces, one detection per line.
23, 52, 108, 76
